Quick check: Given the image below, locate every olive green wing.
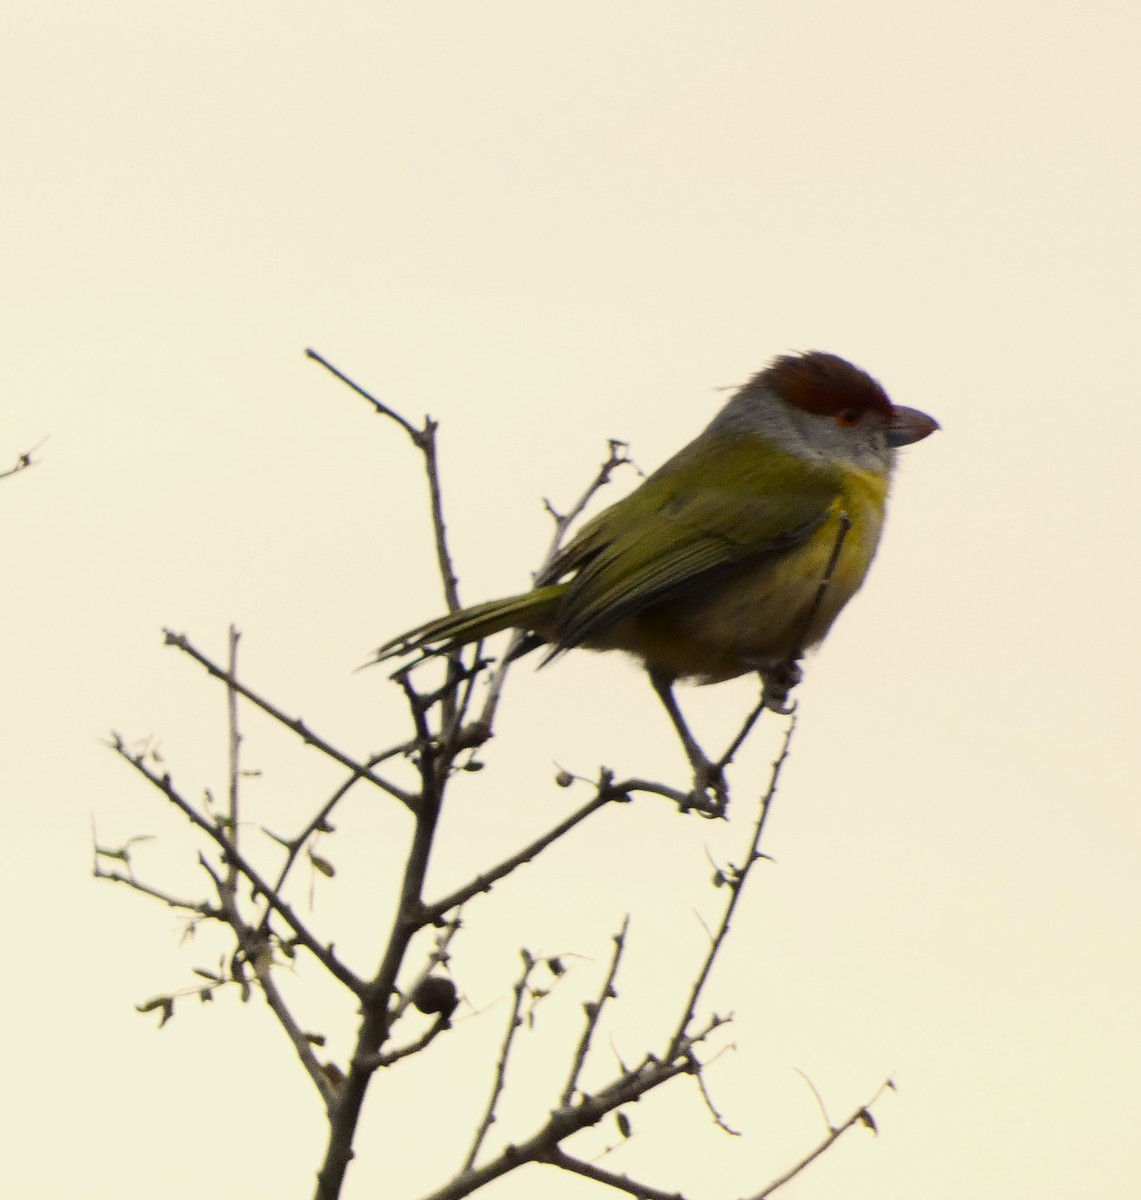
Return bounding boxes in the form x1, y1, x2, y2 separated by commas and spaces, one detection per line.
543, 434, 841, 652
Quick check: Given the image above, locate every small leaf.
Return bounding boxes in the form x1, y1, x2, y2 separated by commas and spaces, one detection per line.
616, 1111, 632, 1139
309, 853, 335, 878
857, 1109, 878, 1135
137, 996, 175, 1027
555, 769, 574, 788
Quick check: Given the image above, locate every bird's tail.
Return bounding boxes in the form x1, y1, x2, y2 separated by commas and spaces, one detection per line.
372, 585, 565, 664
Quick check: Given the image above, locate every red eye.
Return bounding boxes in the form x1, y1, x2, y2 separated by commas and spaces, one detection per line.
836, 407, 861, 426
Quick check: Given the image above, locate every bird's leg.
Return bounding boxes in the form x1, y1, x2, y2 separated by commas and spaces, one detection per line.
648, 669, 726, 811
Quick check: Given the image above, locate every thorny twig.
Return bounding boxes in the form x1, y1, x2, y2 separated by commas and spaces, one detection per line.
463, 950, 540, 1171
421, 1015, 728, 1200
747, 1078, 897, 1199
306, 348, 460, 616
108, 734, 364, 996
668, 716, 797, 1060
0, 436, 47, 481
224, 626, 242, 898
540, 1149, 686, 1200
423, 771, 623, 923
562, 916, 629, 1106
163, 628, 416, 812
477, 439, 637, 730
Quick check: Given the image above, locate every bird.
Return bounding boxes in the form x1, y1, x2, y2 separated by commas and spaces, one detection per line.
374, 351, 937, 711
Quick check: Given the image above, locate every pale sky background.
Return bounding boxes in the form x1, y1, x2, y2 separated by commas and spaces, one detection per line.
4, 2, 1140, 1197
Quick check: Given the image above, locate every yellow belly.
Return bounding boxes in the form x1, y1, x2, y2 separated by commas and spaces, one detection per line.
586, 470, 888, 682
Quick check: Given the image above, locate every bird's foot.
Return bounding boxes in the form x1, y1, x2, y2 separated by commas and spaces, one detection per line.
747, 657, 803, 714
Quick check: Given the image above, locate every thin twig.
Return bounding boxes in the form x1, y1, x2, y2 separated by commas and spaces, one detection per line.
561, 916, 629, 1106
371, 1014, 451, 1069
792, 1067, 832, 1127
109, 735, 365, 995
0, 436, 47, 481
163, 629, 416, 812
256, 966, 342, 1114
256, 745, 416, 940
419, 1017, 726, 1200
746, 1077, 896, 1199
693, 1064, 741, 1136
305, 348, 419, 439
225, 626, 242, 898
541, 1148, 687, 1200
423, 780, 620, 924
198, 853, 340, 1113
667, 716, 797, 1059
306, 348, 460, 615
463, 950, 537, 1171
94, 862, 219, 918
477, 440, 635, 730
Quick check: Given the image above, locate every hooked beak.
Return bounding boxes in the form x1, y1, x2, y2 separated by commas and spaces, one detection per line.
887, 405, 940, 448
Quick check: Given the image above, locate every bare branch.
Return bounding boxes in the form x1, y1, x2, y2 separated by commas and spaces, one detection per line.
254, 743, 418, 941
198, 851, 342, 1113
372, 1013, 451, 1069
109, 735, 365, 996
746, 1077, 896, 1199
255, 953, 342, 1113
477, 439, 637, 729
163, 629, 416, 812
463, 949, 538, 1172
423, 775, 620, 924
0, 436, 47, 481
225, 626, 242, 898
306, 348, 460, 615
420, 1016, 727, 1200
305, 348, 420, 439
693, 1061, 741, 1137
94, 861, 218, 919
540, 1148, 688, 1200
668, 717, 797, 1060
316, 701, 452, 1200
561, 916, 629, 1106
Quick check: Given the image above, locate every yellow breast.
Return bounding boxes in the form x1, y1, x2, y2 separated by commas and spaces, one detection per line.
594, 466, 889, 682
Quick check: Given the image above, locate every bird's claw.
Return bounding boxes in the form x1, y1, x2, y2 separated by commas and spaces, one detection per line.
752, 658, 803, 714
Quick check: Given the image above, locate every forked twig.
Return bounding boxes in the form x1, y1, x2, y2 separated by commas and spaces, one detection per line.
477, 439, 636, 730
463, 950, 538, 1171
561, 916, 630, 1106
306, 348, 460, 613
747, 1077, 896, 1199
668, 716, 797, 1059
163, 629, 416, 811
